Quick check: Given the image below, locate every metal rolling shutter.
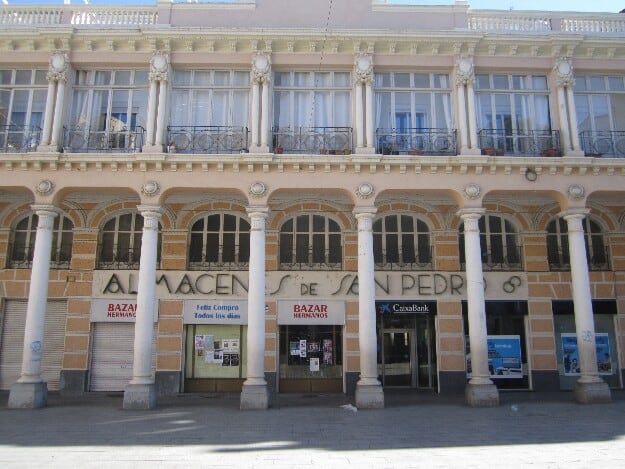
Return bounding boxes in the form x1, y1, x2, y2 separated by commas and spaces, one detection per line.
89, 323, 157, 392
0, 300, 67, 391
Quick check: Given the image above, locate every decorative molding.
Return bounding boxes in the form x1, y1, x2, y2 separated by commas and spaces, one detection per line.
455, 55, 475, 86
463, 183, 481, 200
251, 52, 271, 84
356, 182, 375, 199
141, 181, 160, 197
47, 51, 69, 83
567, 184, 585, 201
249, 181, 267, 198
354, 52, 373, 84
149, 50, 169, 82
555, 57, 575, 88
35, 179, 55, 196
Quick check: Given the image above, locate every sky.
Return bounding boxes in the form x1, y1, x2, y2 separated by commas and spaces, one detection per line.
1, 0, 623, 14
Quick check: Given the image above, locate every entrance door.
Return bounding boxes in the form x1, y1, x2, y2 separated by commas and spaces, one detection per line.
378, 315, 437, 389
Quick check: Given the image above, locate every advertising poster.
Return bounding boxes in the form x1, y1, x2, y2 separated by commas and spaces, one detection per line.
310, 357, 320, 372
299, 339, 307, 358
466, 335, 523, 379
194, 335, 205, 351
290, 341, 301, 356
562, 333, 612, 375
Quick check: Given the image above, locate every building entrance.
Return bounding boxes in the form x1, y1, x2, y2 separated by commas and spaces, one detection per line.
377, 313, 437, 389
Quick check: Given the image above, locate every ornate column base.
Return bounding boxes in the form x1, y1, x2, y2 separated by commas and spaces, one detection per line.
563, 150, 586, 158
465, 382, 499, 407
240, 383, 269, 410
142, 144, 165, 154
35, 145, 61, 153
459, 147, 482, 156
8, 382, 48, 409
574, 380, 611, 404
355, 382, 384, 409
249, 145, 270, 154
123, 383, 157, 410
355, 146, 376, 155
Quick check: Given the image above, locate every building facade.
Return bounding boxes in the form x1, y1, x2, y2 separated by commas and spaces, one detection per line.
1, 0, 624, 409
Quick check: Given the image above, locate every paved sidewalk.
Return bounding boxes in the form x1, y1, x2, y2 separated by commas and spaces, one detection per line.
1, 390, 625, 468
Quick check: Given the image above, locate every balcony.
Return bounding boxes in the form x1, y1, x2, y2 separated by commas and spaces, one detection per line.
460, 245, 523, 272
478, 129, 561, 157
97, 246, 147, 270
579, 131, 625, 158
63, 126, 144, 153
167, 126, 248, 154
374, 246, 433, 271
376, 128, 457, 156
272, 127, 353, 155
0, 125, 41, 153
548, 247, 611, 272
8, 243, 72, 269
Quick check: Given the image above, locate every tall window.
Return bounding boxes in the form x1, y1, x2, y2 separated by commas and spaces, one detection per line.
575, 75, 625, 156
9, 213, 74, 269
170, 70, 249, 127
373, 214, 432, 269
475, 74, 552, 154
98, 212, 161, 270
546, 217, 608, 271
68, 70, 148, 150
279, 214, 342, 270
0, 69, 47, 150
273, 71, 351, 129
188, 213, 250, 270
374, 72, 453, 131
459, 214, 521, 271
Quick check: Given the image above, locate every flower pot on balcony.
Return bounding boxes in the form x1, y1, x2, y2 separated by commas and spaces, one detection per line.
328, 149, 337, 155
408, 150, 423, 155
343, 149, 351, 155
541, 148, 558, 157
319, 148, 327, 155
274, 146, 283, 154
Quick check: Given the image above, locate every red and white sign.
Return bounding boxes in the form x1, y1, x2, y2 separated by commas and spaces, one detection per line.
277, 300, 345, 325
90, 299, 158, 323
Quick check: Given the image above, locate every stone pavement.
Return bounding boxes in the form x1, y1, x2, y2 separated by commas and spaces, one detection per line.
1, 390, 625, 468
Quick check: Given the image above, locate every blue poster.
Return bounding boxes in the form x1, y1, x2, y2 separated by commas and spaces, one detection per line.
466, 335, 523, 379
562, 333, 612, 376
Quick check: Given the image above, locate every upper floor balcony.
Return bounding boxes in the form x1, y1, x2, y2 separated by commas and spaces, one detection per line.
63, 126, 145, 153
0, 125, 41, 153
376, 128, 457, 156
579, 131, 625, 158
478, 129, 561, 157
167, 126, 249, 154
272, 127, 353, 155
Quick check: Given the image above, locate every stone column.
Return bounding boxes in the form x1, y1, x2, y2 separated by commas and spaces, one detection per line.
566, 86, 582, 152
562, 209, 611, 403
241, 206, 269, 409
123, 206, 162, 410
250, 53, 271, 154
459, 208, 499, 407
40, 78, 57, 146
455, 56, 480, 155
354, 53, 375, 154
8, 205, 59, 408
143, 51, 169, 153
354, 204, 384, 408
49, 79, 65, 148
38, 51, 69, 152
554, 57, 584, 157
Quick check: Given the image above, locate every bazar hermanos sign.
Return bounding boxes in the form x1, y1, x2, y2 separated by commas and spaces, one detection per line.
93, 271, 528, 301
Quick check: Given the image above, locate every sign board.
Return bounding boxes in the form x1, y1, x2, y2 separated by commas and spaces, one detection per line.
277, 300, 345, 325
376, 301, 437, 315
467, 335, 523, 379
183, 300, 248, 324
90, 299, 158, 323
561, 333, 612, 376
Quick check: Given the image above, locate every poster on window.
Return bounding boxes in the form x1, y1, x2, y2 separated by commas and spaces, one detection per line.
290, 341, 301, 356
299, 339, 307, 358
310, 357, 320, 372
466, 335, 523, 379
561, 333, 612, 376
194, 335, 205, 351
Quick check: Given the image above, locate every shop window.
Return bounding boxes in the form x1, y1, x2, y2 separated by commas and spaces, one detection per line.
184, 324, 247, 392
188, 213, 250, 270
8, 212, 74, 269
459, 214, 521, 271
279, 325, 343, 392
97, 212, 162, 270
373, 214, 432, 269
546, 217, 609, 271
462, 301, 529, 390
279, 214, 342, 270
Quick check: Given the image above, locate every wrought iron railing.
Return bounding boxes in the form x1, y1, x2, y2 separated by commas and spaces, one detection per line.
376, 128, 457, 156
461, 245, 523, 271
548, 247, 611, 271
167, 126, 248, 154
63, 126, 144, 153
8, 244, 72, 269
188, 260, 250, 271
374, 246, 433, 270
478, 129, 561, 157
0, 125, 41, 153
579, 131, 625, 158
97, 246, 144, 270
279, 245, 343, 271
272, 126, 353, 154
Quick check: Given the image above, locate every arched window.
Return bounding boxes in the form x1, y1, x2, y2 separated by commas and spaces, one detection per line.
546, 217, 608, 271
373, 214, 432, 269
98, 212, 161, 270
9, 212, 74, 269
188, 213, 250, 270
279, 214, 342, 270
459, 214, 521, 271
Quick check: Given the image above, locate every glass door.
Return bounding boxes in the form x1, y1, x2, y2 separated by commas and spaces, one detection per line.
382, 330, 414, 386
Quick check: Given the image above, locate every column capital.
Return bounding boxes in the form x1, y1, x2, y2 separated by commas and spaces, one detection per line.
30, 204, 60, 217
246, 206, 269, 218
560, 208, 590, 221
251, 52, 272, 84
353, 206, 377, 218
137, 205, 164, 217
554, 56, 575, 88
457, 207, 485, 220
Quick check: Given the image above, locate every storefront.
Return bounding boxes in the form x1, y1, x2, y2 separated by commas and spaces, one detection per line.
88, 298, 157, 392
0, 300, 67, 391
463, 301, 529, 390
375, 301, 437, 389
183, 299, 248, 393
277, 300, 344, 393
553, 299, 619, 390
